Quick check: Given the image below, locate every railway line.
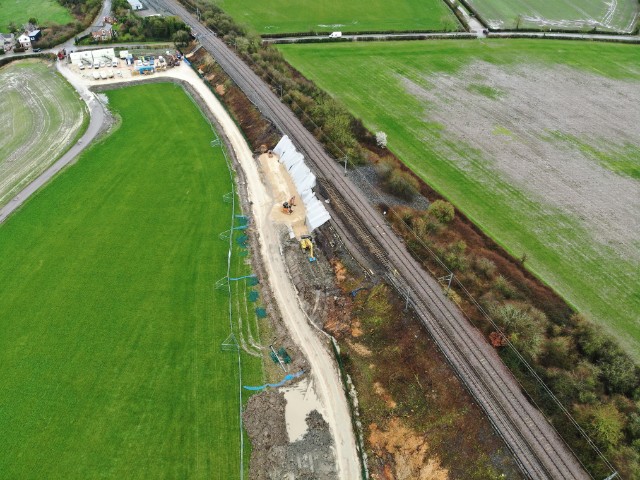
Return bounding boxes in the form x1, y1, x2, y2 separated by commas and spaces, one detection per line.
154, 1, 595, 477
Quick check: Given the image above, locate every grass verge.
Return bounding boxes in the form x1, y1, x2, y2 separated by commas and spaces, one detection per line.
214, 0, 459, 34
277, 39, 640, 359
0, 82, 262, 478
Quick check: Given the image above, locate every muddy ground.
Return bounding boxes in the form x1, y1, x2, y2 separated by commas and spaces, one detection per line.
402, 61, 640, 261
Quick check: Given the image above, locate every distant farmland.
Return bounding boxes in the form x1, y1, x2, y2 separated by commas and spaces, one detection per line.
0, 83, 262, 478
214, 0, 460, 34
0, 0, 73, 30
0, 60, 86, 208
467, 0, 639, 32
278, 40, 640, 358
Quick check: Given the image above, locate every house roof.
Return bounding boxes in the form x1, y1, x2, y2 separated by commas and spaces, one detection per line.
28, 30, 41, 37
18, 34, 31, 41
1, 33, 14, 40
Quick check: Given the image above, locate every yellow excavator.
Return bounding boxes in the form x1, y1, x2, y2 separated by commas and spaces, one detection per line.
300, 235, 316, 262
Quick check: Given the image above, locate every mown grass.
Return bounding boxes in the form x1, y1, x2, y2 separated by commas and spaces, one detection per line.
468, 0, 639, 32
278, 39, 640, 358
0, 0, 73, 30
0, 60, 87, 207
214, 0, 459, 34
0, 83, 262, 478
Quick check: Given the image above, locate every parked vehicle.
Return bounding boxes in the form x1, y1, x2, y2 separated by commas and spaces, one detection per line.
107, 70, 114, 78
111, 59, 118, 67
100, 71, 107, 79
93, 61, 100, 69
99, 61, 105, 68
78, 63, 85, 70
32, 48, 41, 52
93, 71, 99, 80
329, 31, 342, 38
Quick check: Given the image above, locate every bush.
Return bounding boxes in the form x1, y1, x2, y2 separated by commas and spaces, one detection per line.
473, 256, 496, 279
386, 169, 419, 200
600, 353, 639, 395
577, 403, 625, 450
489, 302, 547, 360
428, 199, 455, 223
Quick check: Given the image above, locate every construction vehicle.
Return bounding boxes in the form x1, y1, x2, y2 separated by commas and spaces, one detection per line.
300, 235, 316, 262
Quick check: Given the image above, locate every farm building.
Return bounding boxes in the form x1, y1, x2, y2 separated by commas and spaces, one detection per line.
28, 30, 41, 42
91, 24, 114, 41
127, 0, 144, 10
17, 34, 31, 49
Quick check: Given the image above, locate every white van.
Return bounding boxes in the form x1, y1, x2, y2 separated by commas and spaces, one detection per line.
329, 31, 342, 38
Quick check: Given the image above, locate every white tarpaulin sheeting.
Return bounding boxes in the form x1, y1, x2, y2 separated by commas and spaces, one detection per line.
69, 48, 115, 65
273, 136, 330, 232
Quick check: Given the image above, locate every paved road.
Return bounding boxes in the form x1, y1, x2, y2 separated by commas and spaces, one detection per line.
0, 67, 107, 224
151, 0, 604, 478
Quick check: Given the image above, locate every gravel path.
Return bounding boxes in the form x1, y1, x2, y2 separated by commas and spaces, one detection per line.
58, 61, 360, 478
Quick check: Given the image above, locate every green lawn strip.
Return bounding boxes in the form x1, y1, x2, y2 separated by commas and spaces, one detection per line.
215, 0, 458, 34
467, 0, 639, 32
0, 82, 261, 478
0, 0, 73, 30
278, 39, 640, 357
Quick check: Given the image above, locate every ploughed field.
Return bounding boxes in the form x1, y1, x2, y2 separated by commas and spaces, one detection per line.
215, 0, 460, 34
0, 0, 73, 30
0, 83, 262, 478
278, 40, 640, 358
0, 60, 86, 208
467, 0, 639, 32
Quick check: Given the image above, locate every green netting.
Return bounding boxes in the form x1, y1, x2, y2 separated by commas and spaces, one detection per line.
247, 276, 259, 286
255, 307, 267, 318
278, 348, 291, 364
236, 234, 248, 247
248, 290, 259, 302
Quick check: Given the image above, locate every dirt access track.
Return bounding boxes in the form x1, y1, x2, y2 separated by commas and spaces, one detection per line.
49, 61, 360, 478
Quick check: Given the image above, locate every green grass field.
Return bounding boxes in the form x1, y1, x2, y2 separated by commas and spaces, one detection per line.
0, 0, 73, 30
468, 0, 639, 32
278, 40, 640, 358
0, 83, 262, 478
214, 0, 459, 33
0, 60, 87, 208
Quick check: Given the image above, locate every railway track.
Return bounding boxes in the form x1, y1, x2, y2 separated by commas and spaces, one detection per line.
155, 1, 592, 477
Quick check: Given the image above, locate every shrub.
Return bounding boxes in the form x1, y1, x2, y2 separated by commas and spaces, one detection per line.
386, 169, 419, 200
600, 353, 639, 395
493, 274, 518, 299
489, 302, 547, 360
444, 240, 468, 272
428, 199, 455, 223
577, 403, 625, 450
473, 256, 496, 279
374, 160, 393, 181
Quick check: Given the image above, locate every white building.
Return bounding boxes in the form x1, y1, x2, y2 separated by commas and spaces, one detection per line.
127, 0, 144, 10
69, 47, 116, 66
17, 33, 31, 49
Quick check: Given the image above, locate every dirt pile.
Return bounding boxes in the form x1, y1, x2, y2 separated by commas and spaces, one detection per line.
369, 419, 449, 480
243, 389, 338, 480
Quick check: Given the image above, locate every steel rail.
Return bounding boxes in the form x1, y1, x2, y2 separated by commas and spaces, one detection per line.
156, 1, 593, 477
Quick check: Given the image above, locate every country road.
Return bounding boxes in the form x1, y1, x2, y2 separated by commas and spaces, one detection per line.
148, 0, 603, 478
